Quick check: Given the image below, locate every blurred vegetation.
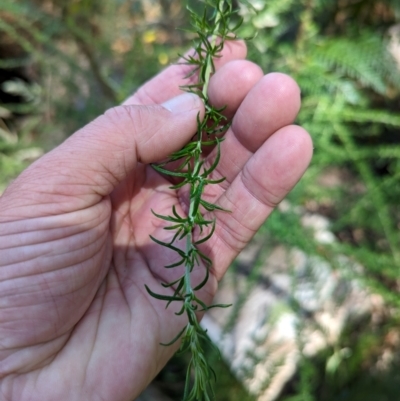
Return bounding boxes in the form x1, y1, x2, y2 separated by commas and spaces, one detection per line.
1, 0, 400, 400
0, 0, 188, 189
239, 0, 400, 400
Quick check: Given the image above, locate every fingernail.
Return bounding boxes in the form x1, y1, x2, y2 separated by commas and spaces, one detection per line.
162, 93, 202, 113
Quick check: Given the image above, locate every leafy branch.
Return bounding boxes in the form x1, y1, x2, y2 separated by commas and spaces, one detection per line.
145, 1, 242, 400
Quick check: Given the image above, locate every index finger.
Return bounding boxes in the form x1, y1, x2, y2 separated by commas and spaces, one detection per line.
123, 40, 247, 106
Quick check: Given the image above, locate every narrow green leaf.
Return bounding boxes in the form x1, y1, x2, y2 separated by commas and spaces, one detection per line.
151, 209, 184, 223
205, 176, 226, 185
144, 285, 183, 302
202, 138, 221, 177
164, 224, 184, 231
160, 325, 187, 346
196, 248, 212, 267
199, 199, 228, 212
170, 180, 189, 190
175, 303, 186, 316
193, 295, 208, 311
152, 163, 189, 178
194, 220, 216, 245
149, 235, 186, 258
193, 266, 209, 291
161, 275, 185, 288
199, 303, 232, 311
166, 279, 185, 308
164, 257, 186, 269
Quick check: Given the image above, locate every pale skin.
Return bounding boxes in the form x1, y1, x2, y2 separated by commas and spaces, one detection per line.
0, 41, 313, 401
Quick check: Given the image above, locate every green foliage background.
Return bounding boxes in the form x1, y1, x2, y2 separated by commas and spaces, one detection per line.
1, 0, 400, 400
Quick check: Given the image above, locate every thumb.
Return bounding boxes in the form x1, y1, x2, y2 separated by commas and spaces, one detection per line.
63, 92, 204, 196
75, 92, 204, 165
42, 93, 203, 197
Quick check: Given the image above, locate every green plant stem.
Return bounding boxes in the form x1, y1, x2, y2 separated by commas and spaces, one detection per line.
185, 233, 193, 295
202, 10, 222, 99
146, 1, 242, 399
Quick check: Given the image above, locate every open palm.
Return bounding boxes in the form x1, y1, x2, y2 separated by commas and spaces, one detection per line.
0, 41, 312, 401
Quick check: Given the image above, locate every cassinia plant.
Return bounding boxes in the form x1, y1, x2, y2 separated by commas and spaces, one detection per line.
145, 1, 243, 400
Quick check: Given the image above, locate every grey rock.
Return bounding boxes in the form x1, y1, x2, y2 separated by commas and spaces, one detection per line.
202, 213, 373, 401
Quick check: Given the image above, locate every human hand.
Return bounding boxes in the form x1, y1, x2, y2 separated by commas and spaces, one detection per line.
0, 41, 312, 401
